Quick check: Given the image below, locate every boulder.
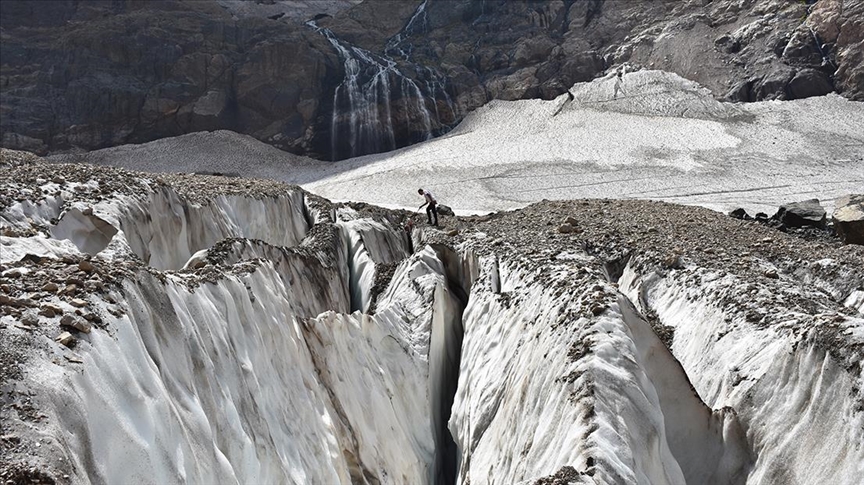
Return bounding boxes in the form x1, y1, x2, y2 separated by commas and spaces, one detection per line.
61, 314, 92, 333
729, 208, 751, 220
55, 332, 75, 347
437, 205, 455, 216
833, 194, 864, 245
773, 199, 826, 229
786, 69, 834, 100
557, 223, 576, 234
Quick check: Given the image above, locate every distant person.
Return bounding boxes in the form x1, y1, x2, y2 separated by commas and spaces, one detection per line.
613, 65, 626, 99
418, 188, 438, 226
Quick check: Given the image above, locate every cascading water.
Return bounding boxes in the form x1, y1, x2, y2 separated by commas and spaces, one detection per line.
385, 0, 429, 57
308, 4, 457, 160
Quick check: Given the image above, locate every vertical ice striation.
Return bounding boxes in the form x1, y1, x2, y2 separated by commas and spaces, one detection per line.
308, 16, 456, 160
6, 163, 863, 485
5, 179, 462, 484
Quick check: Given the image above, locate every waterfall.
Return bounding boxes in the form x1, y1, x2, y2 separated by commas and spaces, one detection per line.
308, 9, 457, 161
385, 0, 429, 57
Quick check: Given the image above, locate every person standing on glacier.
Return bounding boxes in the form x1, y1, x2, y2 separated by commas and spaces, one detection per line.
418, 188, 438, 226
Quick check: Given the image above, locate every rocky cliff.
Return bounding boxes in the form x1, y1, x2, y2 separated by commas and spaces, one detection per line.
1, 0, 862, 160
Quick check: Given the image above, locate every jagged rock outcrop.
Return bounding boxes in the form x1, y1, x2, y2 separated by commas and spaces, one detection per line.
1, 0, 862, 160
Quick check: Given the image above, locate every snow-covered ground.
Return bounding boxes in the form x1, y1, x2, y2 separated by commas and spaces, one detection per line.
304, 70, 864, 215
58, 70, 863, 216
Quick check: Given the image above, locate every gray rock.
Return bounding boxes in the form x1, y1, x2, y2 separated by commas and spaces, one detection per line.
41, 282, 59, 292
437, 204, 455, 216
557, 223, 575, 234
55, 331, 75, 347
61, 314, 92, 333
773, 199, 826, 229
786, 69, 834, 100
729, 208, 751, 220
833, 194, 864, 245
39, 304, 63, 318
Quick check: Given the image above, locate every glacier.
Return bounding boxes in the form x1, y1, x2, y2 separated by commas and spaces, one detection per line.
2, 158, 862, 484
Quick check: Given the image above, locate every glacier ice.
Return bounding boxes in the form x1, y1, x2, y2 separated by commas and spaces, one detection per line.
1, 163, 863, 485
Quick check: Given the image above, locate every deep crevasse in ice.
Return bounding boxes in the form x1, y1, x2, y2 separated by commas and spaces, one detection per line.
7, 184, 461, 483
619, 265, 864, 484
4, 180, 863, 485
449, 257, 751, 485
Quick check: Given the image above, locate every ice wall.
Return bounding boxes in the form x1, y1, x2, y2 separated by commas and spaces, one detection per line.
3, 177, 466, 484
449, 257, 752, 484
619, 264, 864, 485
115, 187, 310, 270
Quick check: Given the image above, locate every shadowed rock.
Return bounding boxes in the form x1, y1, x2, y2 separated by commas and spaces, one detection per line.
773, 199, 827, 229
833, 194, 864, 245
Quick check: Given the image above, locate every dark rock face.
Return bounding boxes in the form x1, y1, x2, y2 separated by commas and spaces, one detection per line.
0, 1, 343, 158
773, 199, 827, 229
1, 0, 862, 160
729, 208, 752, 220
833, 194, 864, 245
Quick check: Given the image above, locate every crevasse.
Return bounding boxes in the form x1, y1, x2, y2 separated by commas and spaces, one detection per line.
8, 183, 863, 485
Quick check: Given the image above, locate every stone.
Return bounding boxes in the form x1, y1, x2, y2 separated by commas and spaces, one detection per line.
663, 253, 684, 269
786, 69, 834, 100
773, 199, 826, 229
20, 314, 39, 326
61, 314, 92, 333
447, 229, 459, 237
729, 208, 751, 220
437, 205, 455, 216
3, 268, 24, 278
4, 296, 36, 308
52, 175, 66, 184
764, 269, 779, 279
78, 260, 95, 272
557, 223, 575, 234
39, 304, 63, 317
83, 312, 102, 323
61, 284, 77, 295
754, 68, 795, 101
70, 298, 88, 308
55, 332, 75, 346
563, 216, 578, 226
41, 282, 59, 292
833, 194, 864, 245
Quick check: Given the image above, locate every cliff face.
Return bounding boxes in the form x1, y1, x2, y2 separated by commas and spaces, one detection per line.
330, 0, 863, 105
0, 1, 344, 158
1, 0, 862, 160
